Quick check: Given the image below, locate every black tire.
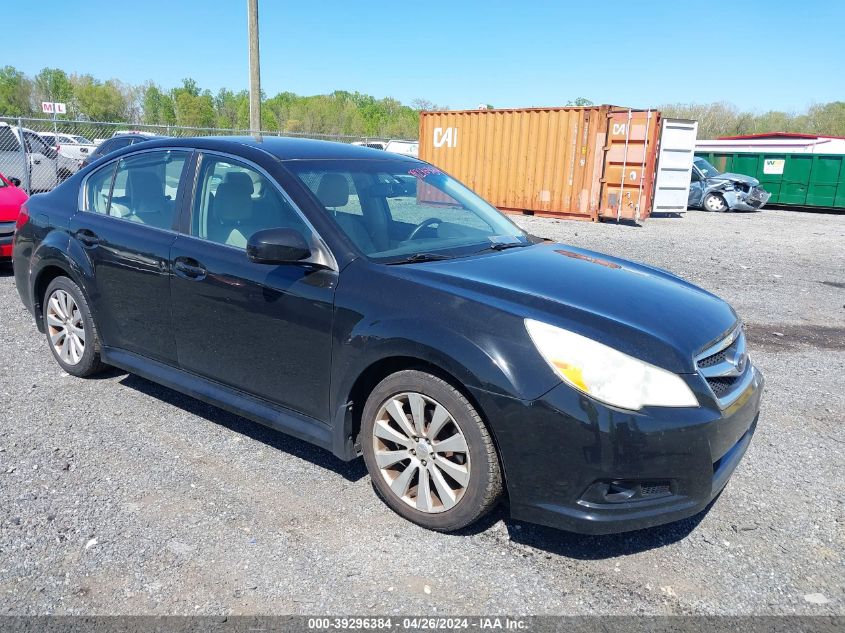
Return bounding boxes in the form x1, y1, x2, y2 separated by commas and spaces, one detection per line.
361, 370, 502, 532
703, 193, 728, 212
42, 276, 106, 377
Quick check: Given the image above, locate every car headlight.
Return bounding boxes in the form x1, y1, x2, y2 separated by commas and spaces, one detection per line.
525, 319, 698, 410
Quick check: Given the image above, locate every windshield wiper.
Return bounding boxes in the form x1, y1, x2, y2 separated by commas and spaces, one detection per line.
385, 253, 455, 265
474, 241, 532, 254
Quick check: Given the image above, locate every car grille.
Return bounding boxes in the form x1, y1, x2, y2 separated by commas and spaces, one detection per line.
0, 221, 15, 239
695, 326, 750, 407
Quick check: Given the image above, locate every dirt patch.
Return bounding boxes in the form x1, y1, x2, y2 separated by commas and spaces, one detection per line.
745, 323, 845, 351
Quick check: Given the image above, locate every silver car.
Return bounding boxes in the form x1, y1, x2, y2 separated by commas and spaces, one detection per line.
689, 157, 771, 212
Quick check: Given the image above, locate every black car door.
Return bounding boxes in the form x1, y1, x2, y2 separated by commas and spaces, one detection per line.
71, 149, 191, 364
169, 152, 336, 422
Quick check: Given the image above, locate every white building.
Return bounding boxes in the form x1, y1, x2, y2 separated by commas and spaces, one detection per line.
696, 132, 845, 155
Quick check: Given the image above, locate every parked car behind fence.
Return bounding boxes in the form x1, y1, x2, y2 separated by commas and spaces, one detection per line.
0, 122, 60, 192
0, 116, 403, 194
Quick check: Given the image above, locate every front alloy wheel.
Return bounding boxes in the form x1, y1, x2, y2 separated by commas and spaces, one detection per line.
372, 392, 471, 513
362, 370, 502, 532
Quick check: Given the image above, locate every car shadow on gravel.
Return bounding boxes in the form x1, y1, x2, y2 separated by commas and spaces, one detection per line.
117, 373, 368, 482
0, 264, 14, 277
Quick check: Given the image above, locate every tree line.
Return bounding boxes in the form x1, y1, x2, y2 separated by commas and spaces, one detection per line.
657, 101, 845, 139
2, 65, 844, 140
0, 66, 430, 139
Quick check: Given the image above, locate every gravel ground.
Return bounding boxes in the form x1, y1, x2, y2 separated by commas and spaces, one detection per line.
0, 208, 842, 616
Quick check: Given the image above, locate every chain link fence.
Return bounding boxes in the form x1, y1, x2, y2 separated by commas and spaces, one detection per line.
0, 116, 387, 194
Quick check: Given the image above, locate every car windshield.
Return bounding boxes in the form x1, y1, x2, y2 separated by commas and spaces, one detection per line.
288, 159, 529, 262
694, 157, 722, 178
72, 135, 92, 144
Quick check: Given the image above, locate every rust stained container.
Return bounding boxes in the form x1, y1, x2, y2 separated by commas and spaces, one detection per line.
419, 106, 661, 222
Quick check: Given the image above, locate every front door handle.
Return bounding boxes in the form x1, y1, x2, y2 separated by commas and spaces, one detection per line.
173, 258, 207, 280
76, 229, 99, 247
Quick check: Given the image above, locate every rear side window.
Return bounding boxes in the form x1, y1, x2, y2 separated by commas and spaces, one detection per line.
86, 150, 187, 229
109, 151, 187, 229
24, 132, 51, 154
96, 137, 131, 158
86, 163, 117, 215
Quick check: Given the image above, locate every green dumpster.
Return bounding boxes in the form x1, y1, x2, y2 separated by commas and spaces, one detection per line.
694, 151, 845, 209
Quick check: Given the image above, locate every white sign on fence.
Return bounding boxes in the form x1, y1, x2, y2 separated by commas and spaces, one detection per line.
40, 102, 67, 115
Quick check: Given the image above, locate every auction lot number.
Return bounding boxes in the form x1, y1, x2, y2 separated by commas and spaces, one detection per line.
308, 617, 527, 630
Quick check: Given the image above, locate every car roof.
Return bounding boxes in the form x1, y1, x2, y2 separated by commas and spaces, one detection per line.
110, 133, 170, 140
127, 135, 421, 161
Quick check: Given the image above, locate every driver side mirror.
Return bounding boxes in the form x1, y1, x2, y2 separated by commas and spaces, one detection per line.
247, 227, 311, 265
9, 177, 22, 187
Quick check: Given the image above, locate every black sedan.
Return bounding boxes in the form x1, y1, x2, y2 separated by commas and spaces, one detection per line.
12, 137, 763, 534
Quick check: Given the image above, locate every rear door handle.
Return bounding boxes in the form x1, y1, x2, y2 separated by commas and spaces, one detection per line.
76, 229, 99, 247
173, 258, 207, 280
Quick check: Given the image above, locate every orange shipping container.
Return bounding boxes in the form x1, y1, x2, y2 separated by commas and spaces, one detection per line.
419, 106, 661, 222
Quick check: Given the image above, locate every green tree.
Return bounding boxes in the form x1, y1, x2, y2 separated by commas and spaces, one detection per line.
33, 68, 74, 116
142, 83, 176, 125
172, 79, 215, 128
72, 75, 128, 121
215, 88, 249, 129
807, 101, 845, 136
0, 65, 32, 116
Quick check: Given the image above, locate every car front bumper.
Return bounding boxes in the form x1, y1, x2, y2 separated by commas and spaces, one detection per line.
725, 187, 771, 211
470, 365, 764, 534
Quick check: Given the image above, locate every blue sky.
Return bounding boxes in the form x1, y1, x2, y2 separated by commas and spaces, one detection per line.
3, 0, 841, 111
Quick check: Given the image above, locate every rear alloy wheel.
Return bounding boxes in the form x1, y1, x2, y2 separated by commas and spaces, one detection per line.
703, 193, 728, 212
43, 277, 105, 377
362, 370, 502, 531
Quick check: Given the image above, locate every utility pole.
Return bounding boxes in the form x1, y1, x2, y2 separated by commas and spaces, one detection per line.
247, 0, 262, 140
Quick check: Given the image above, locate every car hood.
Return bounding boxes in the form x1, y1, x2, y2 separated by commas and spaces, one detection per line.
707, 172, 760, 186
403, 242, 738, 373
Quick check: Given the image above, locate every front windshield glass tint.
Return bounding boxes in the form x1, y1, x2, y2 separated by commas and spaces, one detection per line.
694, 157, 722, 178
288, 160, 527, 260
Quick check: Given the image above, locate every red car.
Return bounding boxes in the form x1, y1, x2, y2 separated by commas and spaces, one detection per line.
0, 172, 28, 261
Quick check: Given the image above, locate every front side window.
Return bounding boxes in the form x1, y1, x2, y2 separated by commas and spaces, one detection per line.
191, 155, 311, 250
86, 150, 187, 229
288, 160, 526, 260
